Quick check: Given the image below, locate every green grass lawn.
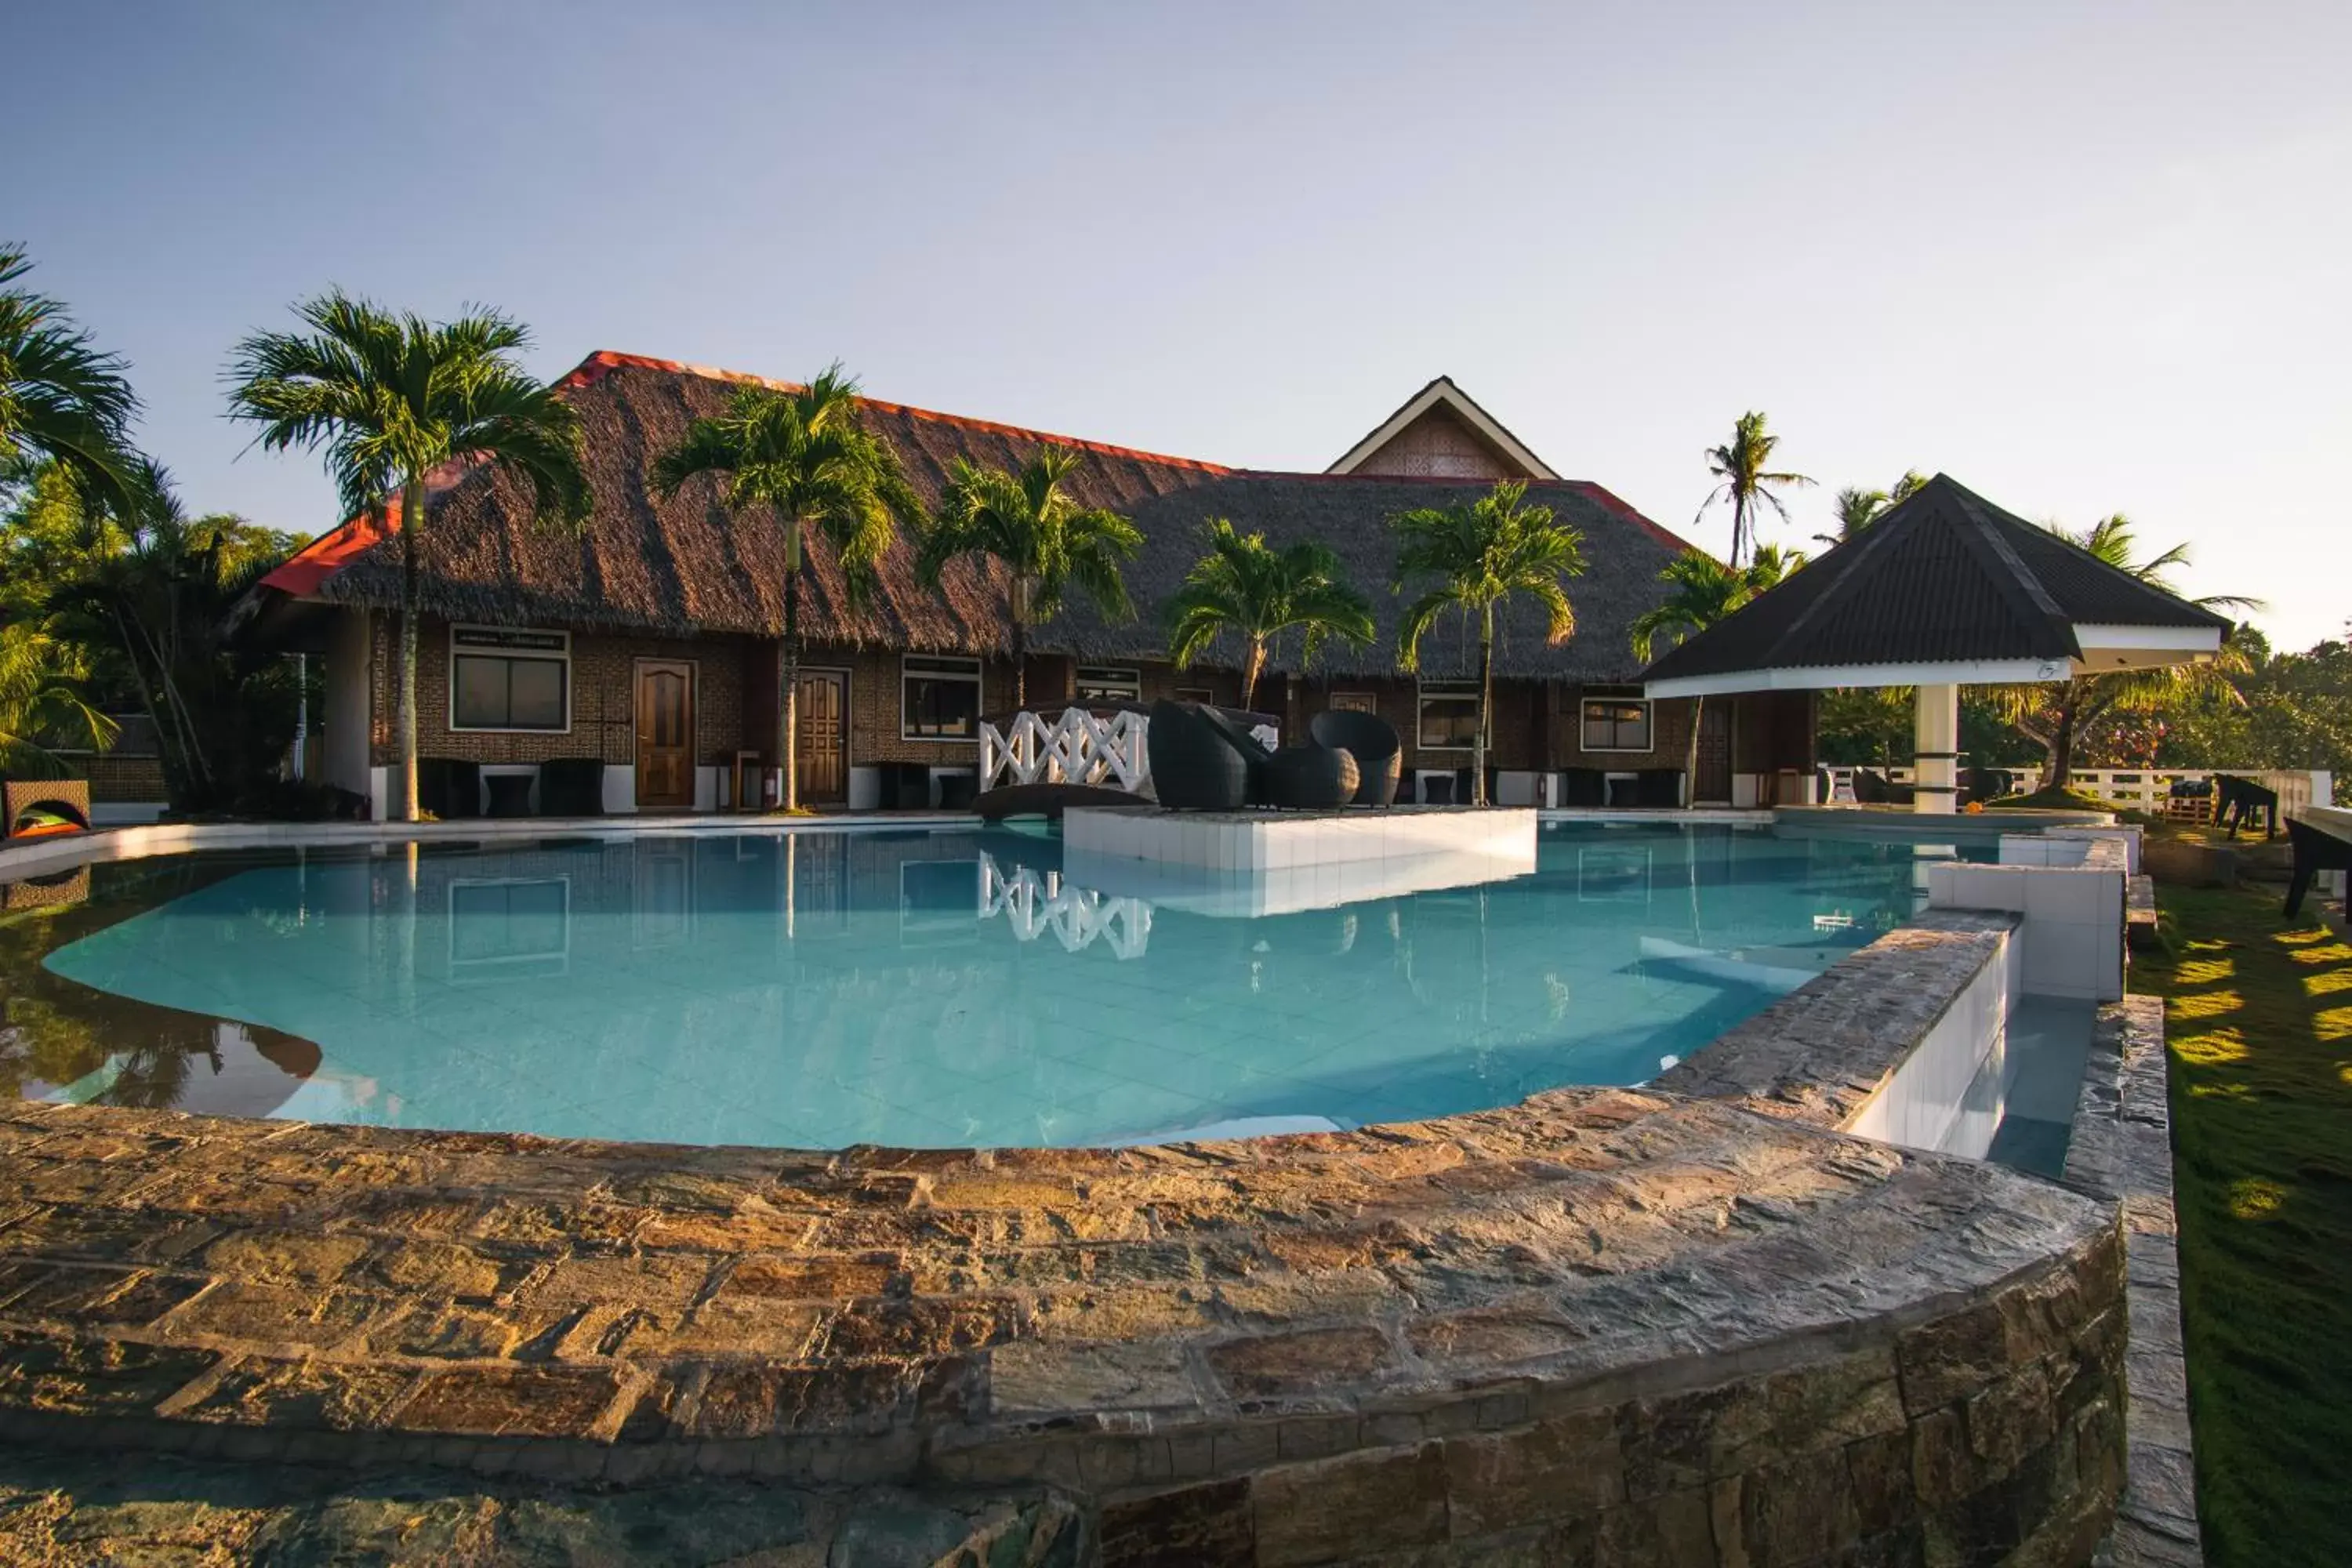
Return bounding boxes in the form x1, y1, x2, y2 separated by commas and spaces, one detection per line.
2134, 880, 2352, 1567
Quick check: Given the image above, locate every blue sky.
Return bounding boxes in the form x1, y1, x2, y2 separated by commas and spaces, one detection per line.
13, 2, 2347, 646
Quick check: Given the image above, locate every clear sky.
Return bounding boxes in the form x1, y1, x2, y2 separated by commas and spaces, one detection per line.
12, 2, 2346, 647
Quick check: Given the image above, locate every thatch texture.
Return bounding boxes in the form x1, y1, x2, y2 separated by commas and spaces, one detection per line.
275, 352, 1690, 682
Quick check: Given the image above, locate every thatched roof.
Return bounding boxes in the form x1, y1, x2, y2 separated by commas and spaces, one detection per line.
1641, 473, 2232, 696
256, 351, 1692, 681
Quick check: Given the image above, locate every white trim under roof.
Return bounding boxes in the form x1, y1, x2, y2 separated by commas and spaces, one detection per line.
1647, 657, 2071, 699
1645, 622, 2223, 699
1327, 376, 1559, 480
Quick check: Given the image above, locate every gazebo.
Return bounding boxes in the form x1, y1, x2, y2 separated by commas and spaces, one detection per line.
1639, 474, 2232, 813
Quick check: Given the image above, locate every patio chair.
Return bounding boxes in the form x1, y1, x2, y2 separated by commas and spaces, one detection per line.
2, 776, 91, 841
416, 757, 481, 819
1855, 769, 1916, 807
1560, 768, 1606, 808
1635, 769, 1685, 808
537, 758, 606, 816
2284, 818, 2352, 917
1422, 773, 1456, 805
1309, 709, 1401, 807
1146, 699, 1254, 811
937, 771, 978, 811
1266, 743, 1360, 810
2216, 775, 2279, 840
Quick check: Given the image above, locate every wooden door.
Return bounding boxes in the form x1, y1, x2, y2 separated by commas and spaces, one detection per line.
634, 660, 695, 811
1695, 702, 1733, 804
794, 670, 848, 803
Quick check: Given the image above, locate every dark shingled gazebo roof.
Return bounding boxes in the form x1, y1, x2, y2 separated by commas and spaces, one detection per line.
1640, 474, 2230, 697
251, 352, 1694, 683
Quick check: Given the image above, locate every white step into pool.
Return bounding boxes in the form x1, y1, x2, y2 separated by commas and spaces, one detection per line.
1062, 804, 1539, 872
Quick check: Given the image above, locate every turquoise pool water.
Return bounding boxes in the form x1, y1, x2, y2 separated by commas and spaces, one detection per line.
16, 823, 1994, 1149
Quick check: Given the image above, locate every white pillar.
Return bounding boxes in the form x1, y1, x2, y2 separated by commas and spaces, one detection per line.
1913, 683, 1960, 815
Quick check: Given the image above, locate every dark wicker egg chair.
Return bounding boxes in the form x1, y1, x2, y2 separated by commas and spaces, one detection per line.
1308, 709, 1401, 807
1147, 700, 1255, 811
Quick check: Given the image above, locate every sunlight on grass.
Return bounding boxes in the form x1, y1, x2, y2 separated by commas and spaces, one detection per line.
2175, 1029, 2250, 1066
2316, 1004, 2352, 1044
2272, 926, 2336, 947
2171, 989, 2245, 1022
2303, 967, 2352, 997
2227, 1177, 2287, 1220
2283, 941, 2352, 967
2177, 954, 2237, 985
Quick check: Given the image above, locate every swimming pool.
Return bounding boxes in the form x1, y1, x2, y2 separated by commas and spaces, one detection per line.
5, 822, 1996, 1149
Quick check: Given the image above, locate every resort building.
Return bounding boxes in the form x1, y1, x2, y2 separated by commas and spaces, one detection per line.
241, 355, 1818, 816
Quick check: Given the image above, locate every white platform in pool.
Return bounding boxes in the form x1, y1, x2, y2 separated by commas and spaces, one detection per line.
1062, 804, 1538, 872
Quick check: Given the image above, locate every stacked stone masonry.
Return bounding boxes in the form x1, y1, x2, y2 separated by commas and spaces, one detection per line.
0, 1075, 2123, 1565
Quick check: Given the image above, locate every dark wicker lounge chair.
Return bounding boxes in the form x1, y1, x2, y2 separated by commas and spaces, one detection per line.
1561, 768, 1606, 808
1267, 745, 1360, 810
1147, 700, 1254, 811
1635, 769, 1685, 808
1853, 768, 1915, 807
417, 757, 481, 819
2285, 818, 2352, 917
538, 758, 605, 816
1308, 710, 1401, 807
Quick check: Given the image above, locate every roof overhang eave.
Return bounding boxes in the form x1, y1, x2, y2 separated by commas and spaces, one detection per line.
1643, 622, 2223, 699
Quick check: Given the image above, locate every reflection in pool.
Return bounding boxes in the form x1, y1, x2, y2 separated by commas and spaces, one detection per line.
13, 824, 1987, 1149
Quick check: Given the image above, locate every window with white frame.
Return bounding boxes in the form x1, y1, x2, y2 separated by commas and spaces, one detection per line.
1580, 693, 1653, 752
1074, 665, 1140, 703
902, 655, 982, 739
449, 626, 569, 732
1416, 681, 1480, 750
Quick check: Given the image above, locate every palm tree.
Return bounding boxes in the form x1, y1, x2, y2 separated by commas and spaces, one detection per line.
1628, 546, 1802, 801
1392, 481, 1584, 806
0, 245, 138, 508
652, 368, 920, 811
1986, 516, 2259, 789
1163, 518, 1375, 711
915, 445, 1141, 711
1813, 470, 1929, 550
0, 622, 114, 776
228, 294, 590, 822
1696, 412, 1813, 567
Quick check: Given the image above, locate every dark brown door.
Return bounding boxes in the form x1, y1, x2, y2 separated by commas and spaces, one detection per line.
1695, 702, 1733, 804
634, 660, 695, 811
795, 670, 848, 803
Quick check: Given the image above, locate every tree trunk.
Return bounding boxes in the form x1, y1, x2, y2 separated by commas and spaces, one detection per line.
1010, 576, 1030, 712
1685, 694, 1705, 809
1241, 638, 1266, 713
2048, 691, 2078, 790
397, 484, 422, 823
782, 521, 801, 812
1473, 605, 1493, 807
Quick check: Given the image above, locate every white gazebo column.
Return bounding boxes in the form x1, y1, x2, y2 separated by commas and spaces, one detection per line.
1913, 683, 1960, 815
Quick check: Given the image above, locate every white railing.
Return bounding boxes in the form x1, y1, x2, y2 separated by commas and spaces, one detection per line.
1820, 764, 2333, 813
978, 851, 1151, 957
979, 706, 1152, 793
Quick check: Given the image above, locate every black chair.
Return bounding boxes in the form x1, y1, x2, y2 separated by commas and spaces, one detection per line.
1309, 710, 1401, 808
1147, 700, 1254, 811
416, 757, 481, 819
879, 761, 931, 809
1267, 745, 1360, 810
2217, 775, 2279, 839
2285, 818, 2352, 917
937, 772, 978, 811
1961, 767, 2013, 807
538, 758, 605, 816
1422, 773, 1456, 805
485, 773, 535, 817
1635, 769, 1686, 809
1561, 768, 1606, 808
1854, 768, 1916, 807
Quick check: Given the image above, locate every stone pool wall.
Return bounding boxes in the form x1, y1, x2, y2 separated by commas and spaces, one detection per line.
0, 824, 2148, 1564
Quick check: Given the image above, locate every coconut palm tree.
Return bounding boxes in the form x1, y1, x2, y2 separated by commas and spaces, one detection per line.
653, 368, 920, 811
1163, 518, 1375, 711
1813, 470, 1929, 550
228, 294, 590, 822
1392, 481, 1585, 806
1985, 516, 2259, 789
1628, 546, 1802, 800
0, 622, 114, 776
0, 244, 138, 508
1696, 412, 1813, 567
915, 445, 1141, 711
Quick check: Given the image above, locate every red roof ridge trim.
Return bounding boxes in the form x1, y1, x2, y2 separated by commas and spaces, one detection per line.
564, 350, 1234, 475
1570, 481, 1703, 557
254, 453, 494, 597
